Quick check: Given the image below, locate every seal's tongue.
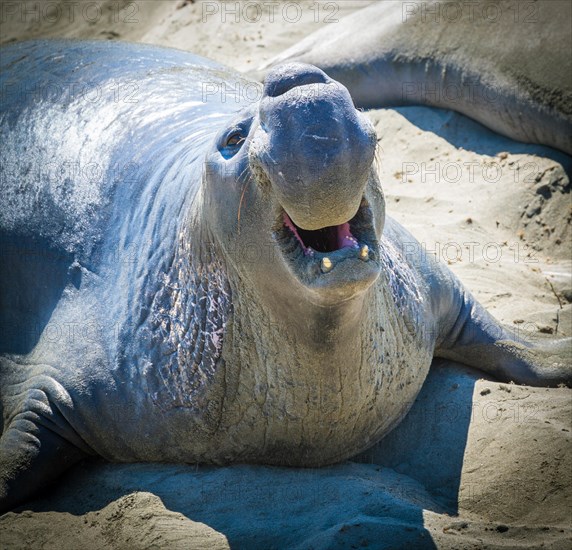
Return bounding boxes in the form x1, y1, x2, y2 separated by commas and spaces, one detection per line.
283, 213, 359, 254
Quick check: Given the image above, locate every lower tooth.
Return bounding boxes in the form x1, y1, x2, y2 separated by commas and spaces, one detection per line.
359, 245, 369, 261
321, 257, 333, 273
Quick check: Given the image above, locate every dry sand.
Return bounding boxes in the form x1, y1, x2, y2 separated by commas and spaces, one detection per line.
0, 1, 571, 548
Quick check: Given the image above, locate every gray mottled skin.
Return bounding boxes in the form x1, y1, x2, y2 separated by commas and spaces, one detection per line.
0, 40, 570, 513
260, 0, 572, 155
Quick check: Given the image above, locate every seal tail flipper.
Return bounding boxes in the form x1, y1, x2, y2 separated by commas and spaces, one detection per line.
0, 366, 90, 512
434, 290, 572, 388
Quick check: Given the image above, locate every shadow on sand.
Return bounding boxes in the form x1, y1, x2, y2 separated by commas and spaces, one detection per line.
394, 106, 572, 175
11, 362, 486, 549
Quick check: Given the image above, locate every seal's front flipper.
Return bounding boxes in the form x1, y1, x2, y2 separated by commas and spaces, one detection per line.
0, 420, 86, 513
0, 370, 89, 513
435, 291, 572, 387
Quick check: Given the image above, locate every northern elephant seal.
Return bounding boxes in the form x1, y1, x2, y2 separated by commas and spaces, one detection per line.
0, 40, 570, 513
260, 0, 572, 155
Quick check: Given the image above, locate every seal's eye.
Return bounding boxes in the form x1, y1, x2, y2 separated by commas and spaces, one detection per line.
225, 132, 245, 148
219, 119, 252, 159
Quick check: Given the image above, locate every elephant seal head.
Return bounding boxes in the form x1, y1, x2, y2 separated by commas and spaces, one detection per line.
203, 63, 384, 309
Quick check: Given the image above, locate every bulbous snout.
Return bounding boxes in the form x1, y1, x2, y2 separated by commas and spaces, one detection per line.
253, 63, 377, 230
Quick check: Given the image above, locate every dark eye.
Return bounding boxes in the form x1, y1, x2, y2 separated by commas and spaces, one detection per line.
225, 132, 245, 148
219, 119, 252, 159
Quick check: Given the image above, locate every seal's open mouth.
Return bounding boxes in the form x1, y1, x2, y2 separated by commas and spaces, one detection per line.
283, 216, 359, 254
274, 197, 379, 287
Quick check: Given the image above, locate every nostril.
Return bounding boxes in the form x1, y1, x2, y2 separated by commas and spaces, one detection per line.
263, 63, 329, 98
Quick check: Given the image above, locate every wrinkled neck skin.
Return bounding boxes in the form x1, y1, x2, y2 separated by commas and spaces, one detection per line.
228, 266, 370, 400
216, 236, 433, 466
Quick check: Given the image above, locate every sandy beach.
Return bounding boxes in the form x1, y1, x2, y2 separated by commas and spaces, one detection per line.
0, 1, 570, 548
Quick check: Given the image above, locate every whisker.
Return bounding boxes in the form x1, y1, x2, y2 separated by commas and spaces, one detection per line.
237, 170, 254, 235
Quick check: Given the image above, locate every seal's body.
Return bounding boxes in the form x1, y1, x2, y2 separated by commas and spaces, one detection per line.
0, 40, 569, 513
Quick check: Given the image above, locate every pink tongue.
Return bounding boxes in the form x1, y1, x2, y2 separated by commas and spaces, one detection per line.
283, 214, 359, 252
338, 223, 359, 249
